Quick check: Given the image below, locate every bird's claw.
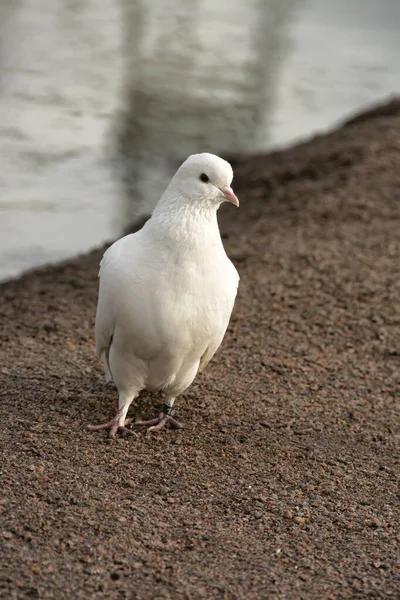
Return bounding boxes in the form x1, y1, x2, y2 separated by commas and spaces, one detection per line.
134, 413, 183, 434
88, 417, 138, 439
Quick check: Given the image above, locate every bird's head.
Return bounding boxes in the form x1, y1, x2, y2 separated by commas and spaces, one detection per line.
165, 153, 239, 210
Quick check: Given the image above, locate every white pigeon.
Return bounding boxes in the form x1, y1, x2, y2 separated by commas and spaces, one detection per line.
89, 153, 239, 438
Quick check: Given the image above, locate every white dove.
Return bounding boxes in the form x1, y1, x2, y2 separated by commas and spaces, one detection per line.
89, 153, 239, 438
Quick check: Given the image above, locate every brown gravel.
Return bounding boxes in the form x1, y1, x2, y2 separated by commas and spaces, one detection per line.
1, 100, 400, 599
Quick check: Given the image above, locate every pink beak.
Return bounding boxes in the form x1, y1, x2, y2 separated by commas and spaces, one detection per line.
220, 185, 239, 207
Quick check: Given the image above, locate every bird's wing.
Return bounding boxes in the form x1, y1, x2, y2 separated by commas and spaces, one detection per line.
95, 247, 119, 382
198, 333, 226, 373
198, 265, 239, 373
95, 229, 166, 382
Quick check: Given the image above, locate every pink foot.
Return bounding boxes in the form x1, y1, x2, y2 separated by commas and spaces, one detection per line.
88, 408, 138, 439
134, 405, 183, 434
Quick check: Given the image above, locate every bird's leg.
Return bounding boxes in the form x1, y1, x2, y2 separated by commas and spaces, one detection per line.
88, 392, 138, 439
134, 398, 183, 434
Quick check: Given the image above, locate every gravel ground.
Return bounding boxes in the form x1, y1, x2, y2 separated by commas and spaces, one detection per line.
1, 100, 399, 599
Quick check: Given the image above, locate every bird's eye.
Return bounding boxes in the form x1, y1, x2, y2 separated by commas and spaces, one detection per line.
199, 173, 209, 183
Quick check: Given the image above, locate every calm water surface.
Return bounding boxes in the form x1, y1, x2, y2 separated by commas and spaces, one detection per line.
0, 0, 399, 280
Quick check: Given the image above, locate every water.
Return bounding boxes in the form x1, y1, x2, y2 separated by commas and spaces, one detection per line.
0, 0, 399, 281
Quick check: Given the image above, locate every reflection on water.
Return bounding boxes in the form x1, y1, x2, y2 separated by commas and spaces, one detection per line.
0, 0, 399, 280
117, 0, 294, 220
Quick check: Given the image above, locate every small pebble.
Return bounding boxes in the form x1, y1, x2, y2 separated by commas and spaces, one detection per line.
373, 561, 382, 569
370, 517, 382, 528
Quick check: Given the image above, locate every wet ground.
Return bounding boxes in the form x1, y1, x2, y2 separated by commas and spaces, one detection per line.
0, 100, 399, 599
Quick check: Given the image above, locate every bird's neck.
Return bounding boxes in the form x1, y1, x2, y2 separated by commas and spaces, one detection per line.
150, 198, 223, 252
